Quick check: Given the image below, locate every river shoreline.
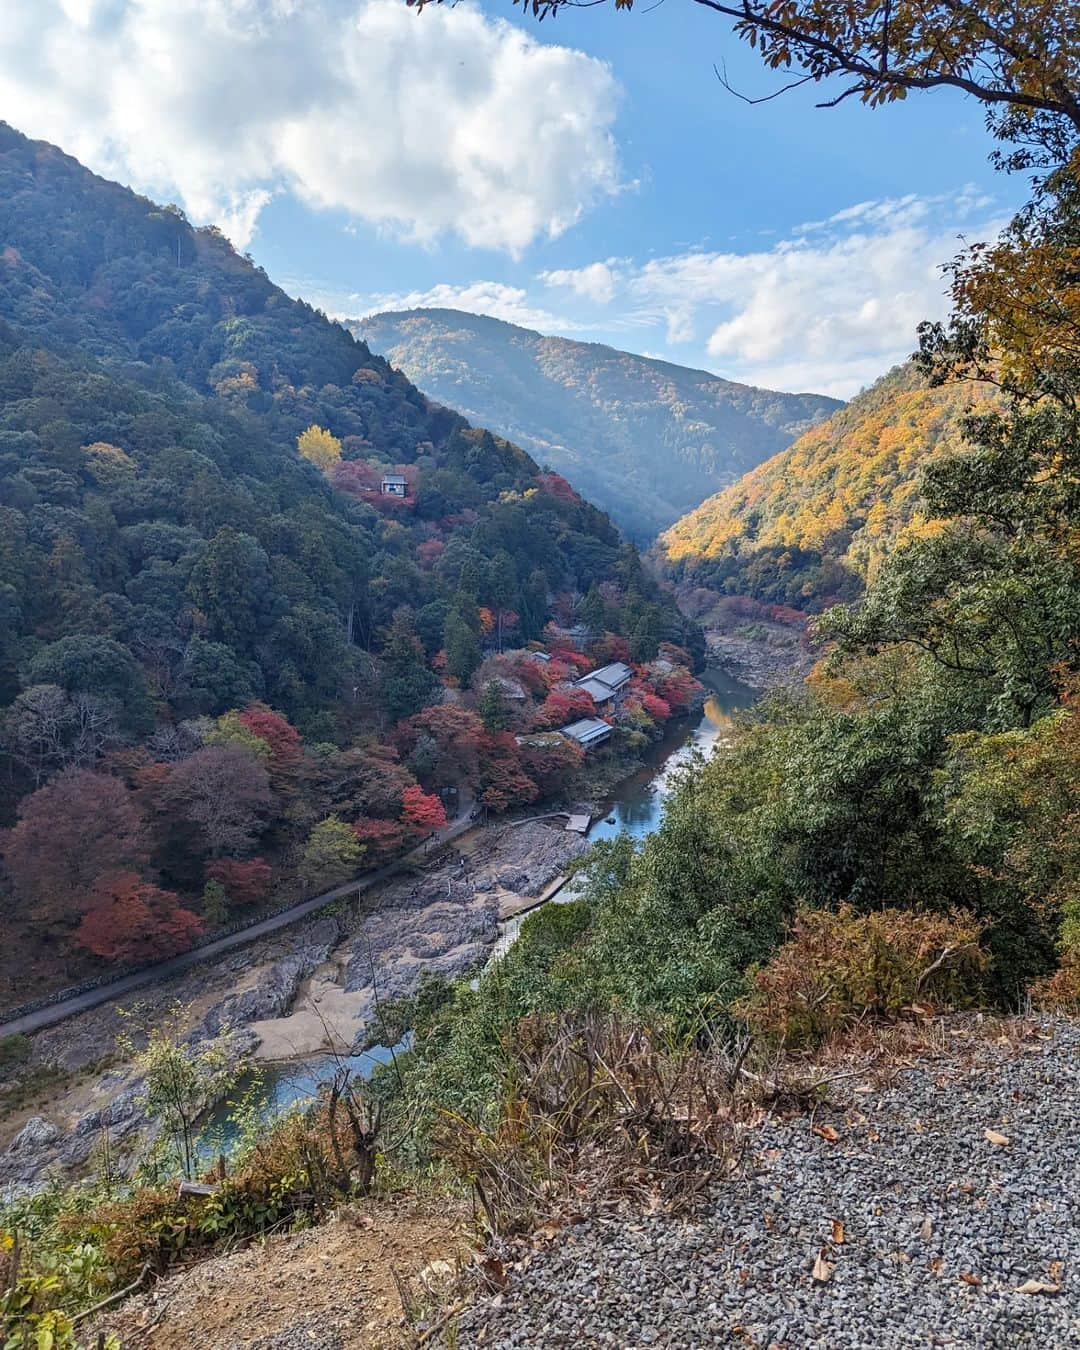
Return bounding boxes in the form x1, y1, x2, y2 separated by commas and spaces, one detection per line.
705, 623, 816, 691
0, 814, 591, 1189
0, 669, 756, 1192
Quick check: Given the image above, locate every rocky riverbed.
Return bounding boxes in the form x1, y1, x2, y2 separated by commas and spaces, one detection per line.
706, 624, 815, 691
0, 819, 588, 1194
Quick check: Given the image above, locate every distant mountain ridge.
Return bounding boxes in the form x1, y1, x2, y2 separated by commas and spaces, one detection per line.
355, 308, 842, 541
658, 363, 1000, 612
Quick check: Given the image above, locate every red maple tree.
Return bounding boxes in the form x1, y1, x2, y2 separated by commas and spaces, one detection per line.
237, 704, 302, 771
75, 872, 203, 963
400, 784, 448, 833
1, 769, 147, 925
641, 692, 672, 722
535, 472, 578, 503
205, 857, 273, 907
352, 817, 408, 863
657, 670, 703, 712
536, 688, 595, 729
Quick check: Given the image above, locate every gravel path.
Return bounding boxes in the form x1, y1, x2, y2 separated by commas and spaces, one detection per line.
459, 1018, 1079, 1349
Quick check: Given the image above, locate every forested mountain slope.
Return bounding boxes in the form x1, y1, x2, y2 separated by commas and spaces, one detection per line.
0, 123, 693, 731
657, 363, 998, 611
356, 308, 841, 540
0, 124, 701, 995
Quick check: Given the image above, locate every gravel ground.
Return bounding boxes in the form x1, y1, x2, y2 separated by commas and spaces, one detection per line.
458, 1018, 1079, 1349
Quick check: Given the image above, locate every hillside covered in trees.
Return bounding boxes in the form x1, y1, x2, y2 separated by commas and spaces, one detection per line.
0, 123, 701, 1000
657, 363, 998, 612
357, 308, 841, 541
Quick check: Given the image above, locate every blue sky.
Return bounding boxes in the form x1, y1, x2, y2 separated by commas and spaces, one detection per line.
2, 1, 1020, 395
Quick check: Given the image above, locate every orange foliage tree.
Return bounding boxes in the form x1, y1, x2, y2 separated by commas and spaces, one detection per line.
400, 784, 448, 833
75, 872, 203, 963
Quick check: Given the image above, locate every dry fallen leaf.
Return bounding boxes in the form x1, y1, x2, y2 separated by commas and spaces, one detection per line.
814, 1124, 840, 1143
481, 1255, 507, 1288
984, 1128, 1010, 1146
919, 1217, 933, 1241
1016, 1280, 1061, 1295
831, 1218, 846, 1245
1049, 1260, 1064, 1282
959, 1272, 982, 1287
811, 1248, 835, 1284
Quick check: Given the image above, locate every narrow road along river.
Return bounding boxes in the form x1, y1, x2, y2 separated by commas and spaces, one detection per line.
216, 668, 757, 1131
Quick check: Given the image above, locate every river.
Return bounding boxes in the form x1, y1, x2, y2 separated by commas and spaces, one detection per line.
207, 667, 756, 1137
586, 667, 757, 844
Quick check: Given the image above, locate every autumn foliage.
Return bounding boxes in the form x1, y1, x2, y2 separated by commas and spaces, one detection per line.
1, 769, 147, 925
536, 687, 595, 729
205, 857, 273, 908
75, 873, 203, 963
352, 817, 409, 863
735, 907, 988, 1048
236, 705, 302, 772
639, 692, 672, 723
400, 784, 447, 833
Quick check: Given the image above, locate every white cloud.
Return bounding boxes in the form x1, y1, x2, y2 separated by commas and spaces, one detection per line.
313, 190, 1004, 398
626, 192, 1006, 394
539, 260, 620, 305
0, 0, 622, 252
533, 192, 1005, 395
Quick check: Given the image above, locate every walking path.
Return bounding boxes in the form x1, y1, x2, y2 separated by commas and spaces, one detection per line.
0, 810, 479, 1040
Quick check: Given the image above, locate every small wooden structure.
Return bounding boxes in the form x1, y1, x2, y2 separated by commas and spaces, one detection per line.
574, 661, 632, 710
560, 717, 612, 751
380, 473, 408, 497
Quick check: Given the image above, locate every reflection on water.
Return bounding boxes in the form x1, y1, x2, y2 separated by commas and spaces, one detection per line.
585, 667, 756, 846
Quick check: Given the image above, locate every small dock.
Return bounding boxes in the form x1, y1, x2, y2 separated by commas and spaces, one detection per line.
511, 810, 592, 833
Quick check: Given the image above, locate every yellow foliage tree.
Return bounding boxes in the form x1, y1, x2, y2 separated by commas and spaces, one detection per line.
84, 441, 137, 487
297, 424, 342, 472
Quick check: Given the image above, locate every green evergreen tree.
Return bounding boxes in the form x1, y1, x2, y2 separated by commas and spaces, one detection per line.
381, 612, 440, 722
444, 610, 482, 685
581, 582, 607, 635
201, 878, 229, 928
479, 680, 509, 733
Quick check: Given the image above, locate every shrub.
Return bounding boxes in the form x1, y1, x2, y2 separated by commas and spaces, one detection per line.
437, 1012, 736, 1237
1030, 954, 1080, 1011
0, 1035, 30, 1076
71, 1074, 381, 1283
734, 905, 989, 1047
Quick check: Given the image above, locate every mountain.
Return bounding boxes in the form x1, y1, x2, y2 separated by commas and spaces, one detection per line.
0, 123, 710, 1004
355, 309, 842, 541
0, 122, 697, 787
657, 363, 999, 612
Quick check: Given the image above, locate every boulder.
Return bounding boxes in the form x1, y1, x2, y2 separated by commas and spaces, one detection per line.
7, 1115, 59, 1153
